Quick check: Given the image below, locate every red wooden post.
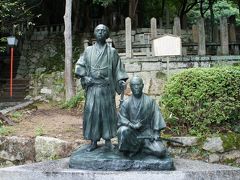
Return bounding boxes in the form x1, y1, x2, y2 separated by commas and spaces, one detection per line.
10, 47, 14, 97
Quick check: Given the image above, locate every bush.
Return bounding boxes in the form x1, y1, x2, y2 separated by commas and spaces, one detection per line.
162, 66, 240, 135
62, 91, 85, 109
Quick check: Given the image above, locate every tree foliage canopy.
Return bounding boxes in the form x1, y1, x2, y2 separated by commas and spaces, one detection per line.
188, 0, 239, 25
0, 0, 39, 35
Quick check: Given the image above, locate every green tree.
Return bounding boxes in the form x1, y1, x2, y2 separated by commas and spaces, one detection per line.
142, 0, 164, 22
0, 0, 41, 34
230, 0, 240, 13
168, 0, 199, 28
188, 0, 239, 24
0, 0, 41, 52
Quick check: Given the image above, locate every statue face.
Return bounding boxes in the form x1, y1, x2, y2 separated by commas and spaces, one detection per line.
130, 77, 144, 98
94, 24, 109, 42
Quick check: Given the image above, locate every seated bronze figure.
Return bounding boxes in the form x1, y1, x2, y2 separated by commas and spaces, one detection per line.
117, 76, 167, 158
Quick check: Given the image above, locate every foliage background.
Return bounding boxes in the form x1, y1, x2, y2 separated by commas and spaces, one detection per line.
187, 0, 240, 25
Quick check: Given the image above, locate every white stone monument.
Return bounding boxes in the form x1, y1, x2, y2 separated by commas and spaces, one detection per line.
152, 34, 182, 56
152, 34, 182, 79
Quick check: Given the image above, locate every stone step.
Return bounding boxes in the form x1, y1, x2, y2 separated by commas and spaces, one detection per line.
0, 97, 26, 102
0, 78, 29, 102
2, 85, 29, 90
0, 158, 239, 180
0, 78, 29, 84
1, 91, 27, 96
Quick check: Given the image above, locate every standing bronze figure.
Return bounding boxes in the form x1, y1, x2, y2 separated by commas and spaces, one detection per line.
75, 24, 128, 151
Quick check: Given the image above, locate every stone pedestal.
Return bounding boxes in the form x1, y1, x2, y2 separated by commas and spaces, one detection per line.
69, 145, 174, 171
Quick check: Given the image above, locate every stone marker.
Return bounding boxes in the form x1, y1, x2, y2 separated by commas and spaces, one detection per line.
151, 17, 157, 56
125, 17, 132, 58
197, 18, 206, 55
213, 25, 219, 43
106, 38, 112, 47
220, 16, 229, 55
151, 17, 157, 39
192, 25, 198, 43
83, 39, 89, 50
229, 22, 239, 54
173, 17, 181, 36
159, 17, 163, 28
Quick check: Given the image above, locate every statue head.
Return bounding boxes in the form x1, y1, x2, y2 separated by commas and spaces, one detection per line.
130, 76, 144, 98
94, 24, 109, 43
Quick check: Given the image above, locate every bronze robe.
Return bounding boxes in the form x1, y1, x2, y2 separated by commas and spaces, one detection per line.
76, 44, 128, 141
118, 94, 166, 153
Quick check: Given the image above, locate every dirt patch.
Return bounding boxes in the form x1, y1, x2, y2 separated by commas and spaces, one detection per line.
5, 102, 88, 144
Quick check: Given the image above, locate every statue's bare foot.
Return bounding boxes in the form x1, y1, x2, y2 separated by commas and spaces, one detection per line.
86, 141, 97, 152
105, 139, 114, 150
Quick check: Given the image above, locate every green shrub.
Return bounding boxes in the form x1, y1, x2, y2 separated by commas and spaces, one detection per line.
62, 91, 85, 109
0, 126, 14, 136
162, 66, 240, 135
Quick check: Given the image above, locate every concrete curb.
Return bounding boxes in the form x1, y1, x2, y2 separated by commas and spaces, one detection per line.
0, 158, 239, 180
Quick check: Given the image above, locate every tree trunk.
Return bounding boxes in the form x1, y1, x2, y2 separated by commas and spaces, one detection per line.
128, 0, 138, 28
209, 0, 215, 42
64, 0, 75, 101
161, 0, 166, 17
73, 0, 80, 33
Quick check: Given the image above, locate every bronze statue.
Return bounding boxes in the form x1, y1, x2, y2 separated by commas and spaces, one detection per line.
117, 76, 167, 158
75, 24, 128, 151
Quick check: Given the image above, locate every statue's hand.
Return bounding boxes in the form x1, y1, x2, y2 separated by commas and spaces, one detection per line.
132, 122, 142, 130
118, 80, 126, 91
153, 131, 160, 141
84, 76, 92, 86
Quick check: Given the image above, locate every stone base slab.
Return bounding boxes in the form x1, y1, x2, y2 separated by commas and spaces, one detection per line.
69, 145, 174, 170
0, 158, 240, 180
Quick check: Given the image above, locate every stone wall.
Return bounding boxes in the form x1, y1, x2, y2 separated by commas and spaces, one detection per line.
17, 27, 237, 79
29, 71, 65, 102
17, 35, 65, 78
17, 31, 240, 101
122, 55, 240, 100
1, 135, 239, 167
29, 55, 240, 101
167, 135, 240, 166
17, 34, 84, 78
0, 136, 74, 167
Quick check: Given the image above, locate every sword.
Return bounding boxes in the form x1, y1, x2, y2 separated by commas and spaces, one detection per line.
119, 82, 126, 107
137, 135, 183, 145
